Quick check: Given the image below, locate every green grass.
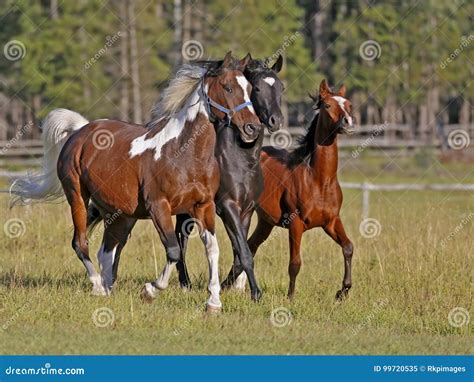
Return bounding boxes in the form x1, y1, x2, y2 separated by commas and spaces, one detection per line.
0, 154, 473, 354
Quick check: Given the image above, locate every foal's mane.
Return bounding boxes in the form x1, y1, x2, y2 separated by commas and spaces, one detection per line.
289, 94, 321, 166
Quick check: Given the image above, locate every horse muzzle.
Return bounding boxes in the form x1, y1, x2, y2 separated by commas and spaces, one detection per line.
240, 123, 260, 143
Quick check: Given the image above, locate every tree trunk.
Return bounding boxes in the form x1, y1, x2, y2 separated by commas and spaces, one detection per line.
128, 0, 142, 124
0, 93, 7, 141
50, 0, 59, 20
173, 0, 183, 65
120, 0, 130, 121
459, 98, 470, 125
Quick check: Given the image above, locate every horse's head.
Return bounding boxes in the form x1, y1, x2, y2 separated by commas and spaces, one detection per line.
243, 54, 284, 133
314, 79, 355, 135
204, 52, 261, 143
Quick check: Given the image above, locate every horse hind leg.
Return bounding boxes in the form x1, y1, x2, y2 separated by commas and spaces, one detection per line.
141, 200, 181, 302
175, 213, 192, 289
323, 216, 354, 301
96, 215, 136, 294
63, 179, 104, 295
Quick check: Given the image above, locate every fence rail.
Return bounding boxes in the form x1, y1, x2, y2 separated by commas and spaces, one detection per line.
1, 124, 473, 172
340, 181, 474, 219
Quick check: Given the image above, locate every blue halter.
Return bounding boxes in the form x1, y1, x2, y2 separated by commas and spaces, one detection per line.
201, 80, 253, 125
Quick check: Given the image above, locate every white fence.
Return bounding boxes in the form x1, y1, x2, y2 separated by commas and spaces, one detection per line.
340, 182, 474, 219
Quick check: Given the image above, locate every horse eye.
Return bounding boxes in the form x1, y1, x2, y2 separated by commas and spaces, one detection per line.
224, 85, 232, 93
254, 87, 260, 92
325, 104, 331, 109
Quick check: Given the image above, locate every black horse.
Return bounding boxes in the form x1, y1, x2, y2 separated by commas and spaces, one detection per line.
175, 54, 284, 301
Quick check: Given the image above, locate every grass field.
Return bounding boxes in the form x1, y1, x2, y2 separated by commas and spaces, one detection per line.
0, 153, 472, 355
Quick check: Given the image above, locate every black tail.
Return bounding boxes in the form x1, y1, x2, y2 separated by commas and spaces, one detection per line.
86, 203, 103, 235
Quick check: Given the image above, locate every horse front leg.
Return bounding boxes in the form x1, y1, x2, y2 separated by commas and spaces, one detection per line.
288, 219, 304, 298
194, 201, 222, 312
323, 216, 354, 300
222, 215, 274, 291
219, 201, 262, 302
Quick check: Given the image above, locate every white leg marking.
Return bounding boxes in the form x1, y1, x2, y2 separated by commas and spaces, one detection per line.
233, 272, 247, 291
89, 274, 107, 296
201, 230, 222, 308
97, 244, 117, 294
155, 261, 175, 290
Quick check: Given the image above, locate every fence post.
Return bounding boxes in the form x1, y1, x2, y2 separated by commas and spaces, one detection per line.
362, 182, 370, 220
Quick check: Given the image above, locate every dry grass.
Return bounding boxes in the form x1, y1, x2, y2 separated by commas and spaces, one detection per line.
0, 155, 472, 354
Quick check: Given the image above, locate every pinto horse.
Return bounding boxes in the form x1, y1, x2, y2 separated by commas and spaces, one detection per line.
225, 79, 356, 300
174, 55, 284, 301
11, 52, 261, 312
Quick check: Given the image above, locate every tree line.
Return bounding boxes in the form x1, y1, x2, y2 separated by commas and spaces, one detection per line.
0, 0, 472, 141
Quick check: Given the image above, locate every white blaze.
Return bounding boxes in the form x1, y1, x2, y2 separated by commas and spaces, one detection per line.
236, 75, 256, 114
263, 77, 275, 86
332, 95, 353, 126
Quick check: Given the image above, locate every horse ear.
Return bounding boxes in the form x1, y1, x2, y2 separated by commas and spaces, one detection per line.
338, 84, 347, 97
222, 51, 233, 68
319, 79, 330, 98
271, 55, 283, 73
239, 53, 252, 69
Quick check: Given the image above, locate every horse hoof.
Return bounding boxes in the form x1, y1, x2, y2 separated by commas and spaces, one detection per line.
140, 283, 157, 303
206, 304, 222, 314
220, 280, 232, 290
335, 288, 350, 301
91, 285, 108, 296
251, 289, 263, 302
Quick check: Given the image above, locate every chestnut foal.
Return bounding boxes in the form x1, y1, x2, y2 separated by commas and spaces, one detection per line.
226, 79, 356, 300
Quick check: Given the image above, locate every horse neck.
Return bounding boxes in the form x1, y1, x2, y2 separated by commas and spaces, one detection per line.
310, 113, 339, 180
215, 122, 263, 165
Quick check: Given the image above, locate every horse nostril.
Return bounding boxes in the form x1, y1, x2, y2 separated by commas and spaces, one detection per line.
268, 115, 276, 127
244, 123, 257, 135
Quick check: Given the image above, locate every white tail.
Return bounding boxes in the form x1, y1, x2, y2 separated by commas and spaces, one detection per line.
9, 108, 89, 207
